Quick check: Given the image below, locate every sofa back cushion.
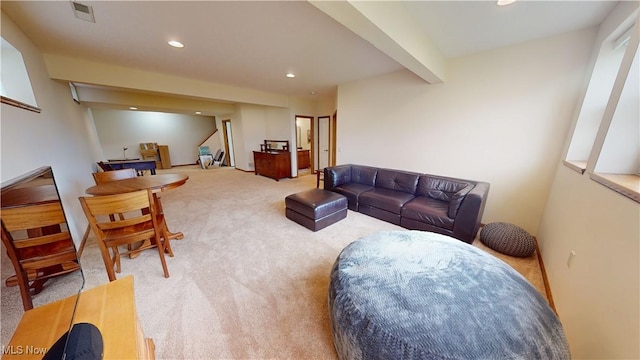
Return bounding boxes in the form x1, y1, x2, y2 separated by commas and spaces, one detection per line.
416, 176, 474, 218
351, 166, 378, 186
326, 165, 352, 190
375, 169, 420, 194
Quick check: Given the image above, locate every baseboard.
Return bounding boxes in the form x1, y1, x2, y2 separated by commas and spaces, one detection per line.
534, 236, 557, 314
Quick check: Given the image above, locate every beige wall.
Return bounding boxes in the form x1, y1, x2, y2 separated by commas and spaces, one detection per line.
538, 165, 639, 358
537, 3, 640, 358
91, 109, 217, 165
5, 4, 637, 356
0, 12, 99, 243
335, 23, 639, 357
337, 28, 596, 234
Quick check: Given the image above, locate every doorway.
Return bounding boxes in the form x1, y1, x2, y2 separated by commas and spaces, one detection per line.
318, 116, 330, 171
295, 115, 313, 176
222, 119, 235, 167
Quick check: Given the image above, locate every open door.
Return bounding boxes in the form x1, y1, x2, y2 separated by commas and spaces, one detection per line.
295, 115, 314, 176
222, 120, 235, 167
318, 116, 330, 170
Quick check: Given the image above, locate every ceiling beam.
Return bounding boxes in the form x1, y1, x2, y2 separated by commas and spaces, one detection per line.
43, 54, 291, 109
309, 0, 445, 84
74, 86, 236, 116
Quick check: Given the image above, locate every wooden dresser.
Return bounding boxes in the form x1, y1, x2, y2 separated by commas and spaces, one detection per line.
253, 151, 291, 181
3, 276, 154, 360
297, 149, 310, 169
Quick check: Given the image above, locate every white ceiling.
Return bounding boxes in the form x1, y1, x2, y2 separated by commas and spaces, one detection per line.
1, 1, 617, 104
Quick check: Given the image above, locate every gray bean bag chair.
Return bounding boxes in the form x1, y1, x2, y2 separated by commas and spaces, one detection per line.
328, 230, 570, 360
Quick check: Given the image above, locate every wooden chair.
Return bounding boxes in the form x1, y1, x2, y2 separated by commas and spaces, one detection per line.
316, 168, 326, 188
92, 168, 138, 267
96, 161, 113, 172
92, 168, 137, 184
1, 202, 81, 310
79, 189, 173, 281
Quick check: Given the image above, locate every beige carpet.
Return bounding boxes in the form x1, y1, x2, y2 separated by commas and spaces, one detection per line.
1, 166, 549, 359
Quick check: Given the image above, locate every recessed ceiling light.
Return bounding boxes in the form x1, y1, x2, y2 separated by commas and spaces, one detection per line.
310, 91, 317, 95
286, 73, 295, 78
496, 0, 516, 5
129, 107, 137, 110
168, 40, 184, 48
195, 111, 202, 115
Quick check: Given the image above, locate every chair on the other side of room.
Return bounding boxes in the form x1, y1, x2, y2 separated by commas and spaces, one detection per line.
92, 168, 137, 185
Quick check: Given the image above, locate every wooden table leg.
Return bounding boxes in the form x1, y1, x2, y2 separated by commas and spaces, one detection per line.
153, 194, 184, 240
128, 193, 183, 259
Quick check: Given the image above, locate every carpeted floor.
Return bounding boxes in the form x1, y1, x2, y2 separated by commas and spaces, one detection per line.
1, 166, 549, 359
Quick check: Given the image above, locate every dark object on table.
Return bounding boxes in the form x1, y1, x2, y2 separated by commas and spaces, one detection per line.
42, 322, 103, 360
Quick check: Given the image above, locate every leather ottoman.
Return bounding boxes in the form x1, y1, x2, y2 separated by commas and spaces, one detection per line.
285, 189, 347, 231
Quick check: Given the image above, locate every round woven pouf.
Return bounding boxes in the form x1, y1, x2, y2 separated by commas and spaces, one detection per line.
480, 222, 536, 257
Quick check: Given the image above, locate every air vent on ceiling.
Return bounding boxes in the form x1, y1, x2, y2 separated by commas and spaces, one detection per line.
71, 1, 95, 23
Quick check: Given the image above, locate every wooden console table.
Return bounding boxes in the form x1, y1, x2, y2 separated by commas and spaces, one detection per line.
3, 276, 154, 359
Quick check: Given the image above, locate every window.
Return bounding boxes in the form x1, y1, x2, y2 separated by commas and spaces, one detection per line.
564, 14, 639, 203
0, 37, 40, 112
590, 29, 639, 202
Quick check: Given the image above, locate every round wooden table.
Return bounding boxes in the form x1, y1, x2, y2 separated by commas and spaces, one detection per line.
85, 174, 188, 196
85, 174, 189, 242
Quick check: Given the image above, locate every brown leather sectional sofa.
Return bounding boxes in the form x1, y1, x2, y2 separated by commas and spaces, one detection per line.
323, 164, 490, 243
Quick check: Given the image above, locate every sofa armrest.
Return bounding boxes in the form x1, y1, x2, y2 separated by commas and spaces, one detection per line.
324, 165, 352, 191
452, 181, 490, 243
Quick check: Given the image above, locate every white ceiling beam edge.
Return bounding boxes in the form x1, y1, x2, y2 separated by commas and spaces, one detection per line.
75, 86, 236, 116
43, 54, 290, 109
309, 0, 446, 84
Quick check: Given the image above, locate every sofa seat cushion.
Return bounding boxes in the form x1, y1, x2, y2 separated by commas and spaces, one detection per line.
333, 183, 374, 210
401, 196, 454, 230
359, 188, 415, 214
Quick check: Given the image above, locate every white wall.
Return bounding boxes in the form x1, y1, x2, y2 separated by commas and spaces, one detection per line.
91, 109, 216, 166
538, 166, 639, 358
337, 28, 596, 234
537, 3, 640, 358
336, 22, 639, 357
0, 12, 100, 244
227, 102, 311, 174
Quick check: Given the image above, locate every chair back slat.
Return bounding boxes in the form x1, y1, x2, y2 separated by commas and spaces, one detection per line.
21, 250, 78, 271
98, 214, 153, 231
82, 190, 151, 215
1, 202, 67, 231
93, 168, 137, 184
13, 231, 71, 249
